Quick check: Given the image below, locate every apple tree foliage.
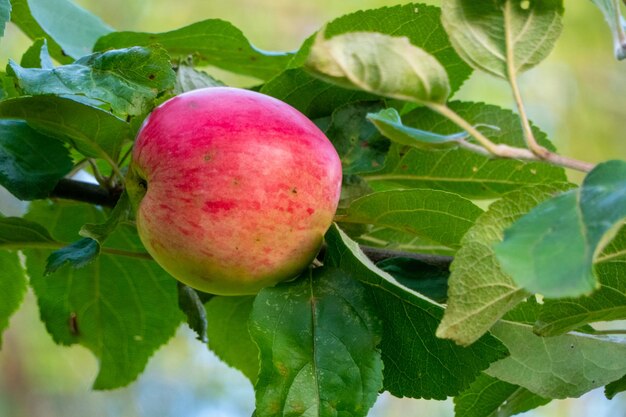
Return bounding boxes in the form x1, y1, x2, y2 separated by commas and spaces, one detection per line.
1, 0, 626, 416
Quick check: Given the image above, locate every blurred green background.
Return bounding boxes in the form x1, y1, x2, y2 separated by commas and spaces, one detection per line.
1, 1, 625, 416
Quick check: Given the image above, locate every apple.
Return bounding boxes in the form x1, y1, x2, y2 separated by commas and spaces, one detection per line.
126, 87, 342, 295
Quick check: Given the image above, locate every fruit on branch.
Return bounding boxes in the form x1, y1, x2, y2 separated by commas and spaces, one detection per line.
126, 87, 342, 295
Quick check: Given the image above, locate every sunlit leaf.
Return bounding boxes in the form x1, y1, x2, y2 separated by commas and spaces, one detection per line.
11, 0, 112, 61
290, 3, 472, 95
441, 0, 564, 78
0, 0, 10, 38
590, 0, 626, 59
306, 31, 450, 104
95, 19, 290, 81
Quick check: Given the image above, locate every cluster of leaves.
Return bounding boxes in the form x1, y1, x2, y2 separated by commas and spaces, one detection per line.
0, 1, 625, 417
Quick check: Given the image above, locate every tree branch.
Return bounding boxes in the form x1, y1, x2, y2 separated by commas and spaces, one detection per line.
50, 178, 122, 208
49, 178, 454, 268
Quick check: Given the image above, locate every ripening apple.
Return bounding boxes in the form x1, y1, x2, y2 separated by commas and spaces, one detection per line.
126, 87, 342, 295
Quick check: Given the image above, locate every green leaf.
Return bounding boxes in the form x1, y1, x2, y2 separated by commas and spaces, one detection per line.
173, 63, 224, 94
45, 237, 99, 273
305, 31, 450, 104
0, 0, 10, 38
339, 189, 483, 250
0, 215, 56, 247
10, 46, 175, 118
590, 0, 626, 60
178, 283, 208, 343
46, 191, 133, 274
11, 0, 112, 60
441, 0, 564, 78
533, 226, 626, 335
0, 95, 130, 161
261, 68, 375, 119
496, 160, 626, 298
437, 184, 570, 346
263, 2, 472, 118
605, 374, 626, 399
454, 373, 550, 417
249, 267, 383, 417
0, 251, 28, 346
325, 224, 508, 399
0, 119, 73, 200
24, 201, 183, 389
291, 3, 472, 96
80, 191, 132, 245
367, 107, 470, 149
205, 295, 258, 382
0, 72, 19, 100
486, 320, 626, 399
20, 38, 55, 68
376, 257, 449, 303
323, 101, 389, 175
94, 19, 290, 81
362, 101, 567, 199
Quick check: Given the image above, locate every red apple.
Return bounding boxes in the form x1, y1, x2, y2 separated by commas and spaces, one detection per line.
126, 87, 342, 295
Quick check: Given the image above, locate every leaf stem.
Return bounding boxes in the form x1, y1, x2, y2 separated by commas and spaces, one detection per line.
2, 241, 153, 261
588, 329, 626, 335
427, 103, 596, 173
504, 1, 550, 158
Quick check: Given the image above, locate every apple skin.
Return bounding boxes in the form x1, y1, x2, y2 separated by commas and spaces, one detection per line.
126, 87, 342, 295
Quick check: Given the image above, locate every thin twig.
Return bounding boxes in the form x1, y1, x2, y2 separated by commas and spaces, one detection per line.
504, 1, 550, 158
427, 103, 595, 173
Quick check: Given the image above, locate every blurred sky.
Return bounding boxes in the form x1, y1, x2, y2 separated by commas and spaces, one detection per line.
1, 1, 625, 417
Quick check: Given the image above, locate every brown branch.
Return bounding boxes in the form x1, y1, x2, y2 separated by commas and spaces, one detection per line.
50, 178, 122, 207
